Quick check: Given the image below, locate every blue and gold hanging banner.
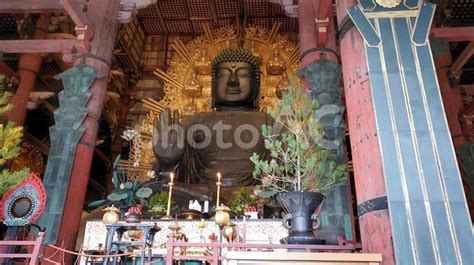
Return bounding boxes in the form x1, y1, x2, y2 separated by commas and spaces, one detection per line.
348, 1, 473, 264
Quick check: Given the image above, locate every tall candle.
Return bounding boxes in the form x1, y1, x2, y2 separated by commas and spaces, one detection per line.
216, 172, 222, 207
163, 172, 175, 219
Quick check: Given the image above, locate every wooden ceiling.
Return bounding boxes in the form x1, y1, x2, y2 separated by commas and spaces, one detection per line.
137, 0, 298, 35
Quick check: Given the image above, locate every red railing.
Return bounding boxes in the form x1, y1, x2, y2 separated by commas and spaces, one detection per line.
165, 236, 361, 265
0, 232, 45, 265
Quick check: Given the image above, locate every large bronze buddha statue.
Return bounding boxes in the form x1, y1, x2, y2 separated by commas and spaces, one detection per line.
153, 48, 272, 187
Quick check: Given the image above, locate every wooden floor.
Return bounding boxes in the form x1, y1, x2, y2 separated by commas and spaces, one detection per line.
226, 251, 382, 265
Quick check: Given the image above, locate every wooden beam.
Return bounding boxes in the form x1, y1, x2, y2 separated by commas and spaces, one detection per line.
0, 39, 89, 54
59, 0, 93, 30
23, 131, 50, 156
24, 126, 111, 168
451, 42, 474, 73
460, 84, 474, 96
431, 27, 474, 42
94, 147, 111, 165
50, 53, 74, 71
0, 61, 16, 78
0, 0, 63, 13
87, 177, 106, 193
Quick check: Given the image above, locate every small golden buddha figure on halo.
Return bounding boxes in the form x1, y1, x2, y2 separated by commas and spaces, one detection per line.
248, 40, 262, 63
194, 49, 211, 75
182, 99, 198, 118
266, 47, 286, 75
183, 71, 203, 98
276, 72, 290, 99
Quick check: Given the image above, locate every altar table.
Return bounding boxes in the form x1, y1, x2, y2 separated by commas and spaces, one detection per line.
81, 218, 287, 264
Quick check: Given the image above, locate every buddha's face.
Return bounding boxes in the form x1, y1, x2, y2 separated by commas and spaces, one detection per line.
215, 61, 255, 106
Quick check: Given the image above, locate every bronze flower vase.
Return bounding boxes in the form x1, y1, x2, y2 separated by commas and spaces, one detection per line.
277, 191, 325, 244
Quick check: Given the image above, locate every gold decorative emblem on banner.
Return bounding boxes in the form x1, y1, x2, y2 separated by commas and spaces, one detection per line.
11, 142, 45, 175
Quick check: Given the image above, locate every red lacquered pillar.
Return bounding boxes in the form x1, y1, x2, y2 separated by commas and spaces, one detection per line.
335, 0, 395, 263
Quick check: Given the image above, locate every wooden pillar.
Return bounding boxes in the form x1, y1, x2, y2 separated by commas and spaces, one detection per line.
106, 72, 138, 192
7, 13, 50, 125
344, 0, 473, 263
298, 0, 318, 68
54, 0, 120, 258
431, 38, 473, 220
335, 0, 395, 264
431, 38, 465, 147
298, 0, 338, 67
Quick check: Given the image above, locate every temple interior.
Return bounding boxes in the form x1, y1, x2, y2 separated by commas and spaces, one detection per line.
0, 0, 473, 264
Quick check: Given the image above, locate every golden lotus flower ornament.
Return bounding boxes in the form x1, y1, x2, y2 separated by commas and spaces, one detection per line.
102, 205, 120, 225
214, 205, 231, 227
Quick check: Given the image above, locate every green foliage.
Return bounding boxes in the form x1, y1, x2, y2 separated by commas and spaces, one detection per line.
0, 74, 30, 197
251, 84, 346, 195
228, 188, 256, 216
105, 179, 153, 208
0, 168, 29, 196
0, 123, 24, 164
88, 154, 152, 209
147, 190, 177, 216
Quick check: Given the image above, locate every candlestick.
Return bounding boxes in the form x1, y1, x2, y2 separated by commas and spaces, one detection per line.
162, 173, 174, 220
216, 172, 222, 207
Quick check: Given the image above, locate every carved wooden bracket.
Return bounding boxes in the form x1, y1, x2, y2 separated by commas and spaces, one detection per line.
119, 1, 138, 23
59, 0, 93, 31
270, 0, 298, 18
314, 0, 332, 46
315, 17, 329, 46
460, 102, 474, 141
61, 25, 93, 62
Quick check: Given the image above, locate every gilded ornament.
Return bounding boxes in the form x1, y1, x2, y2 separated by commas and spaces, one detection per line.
149, 24, 299, 116
276, 72, 290, 98
133, 23, 300, 173
183, 72, 203, 98
102, 205, 120, 225
11, 143, 44, 176
194, 49, 212, 75
375, 0, 401, 8
266, 48, 286, 75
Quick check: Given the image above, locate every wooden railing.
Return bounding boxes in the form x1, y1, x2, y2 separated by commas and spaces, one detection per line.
0, 232, 45, 265
165, 236, 382, 265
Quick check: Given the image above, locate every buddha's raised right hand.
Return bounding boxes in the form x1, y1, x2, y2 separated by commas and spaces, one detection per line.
152, 108, 185, 173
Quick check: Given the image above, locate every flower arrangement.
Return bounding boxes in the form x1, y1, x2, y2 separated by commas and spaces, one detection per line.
250, 84, 346, 197
228, 188, 257, 216
146, 190, 177, 217
126, 205, 142, 216
125, 205, 142, 223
